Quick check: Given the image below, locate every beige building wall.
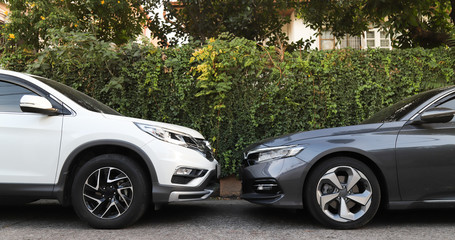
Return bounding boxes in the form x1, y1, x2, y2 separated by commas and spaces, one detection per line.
282, 10, 320, 49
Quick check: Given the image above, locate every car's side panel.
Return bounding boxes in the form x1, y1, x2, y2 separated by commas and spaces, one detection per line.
0, 112, 64, 184
0, 77, 64, 184
396, 94, 455, 201
396, 122, 455, 201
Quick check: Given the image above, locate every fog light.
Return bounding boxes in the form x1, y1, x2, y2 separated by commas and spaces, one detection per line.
172, 168, 208, 184
174, 167, 194, 176
252, 179, 281, 194
255, 183, 278, 191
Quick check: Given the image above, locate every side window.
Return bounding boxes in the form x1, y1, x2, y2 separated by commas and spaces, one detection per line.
436, 97, 455, 122
437, 98, 455, 109
0, 81, 38, 113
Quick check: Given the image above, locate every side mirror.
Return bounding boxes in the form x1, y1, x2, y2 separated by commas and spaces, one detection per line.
20, 95, 60, 116
419, 107, 455, 124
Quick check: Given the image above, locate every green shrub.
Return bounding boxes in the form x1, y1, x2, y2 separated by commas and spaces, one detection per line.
0, 47, 36, 72
4, 34, 455, 177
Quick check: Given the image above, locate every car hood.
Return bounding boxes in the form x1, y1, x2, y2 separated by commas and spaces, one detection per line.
245, 123, 383, 152
103, 114, 205, 139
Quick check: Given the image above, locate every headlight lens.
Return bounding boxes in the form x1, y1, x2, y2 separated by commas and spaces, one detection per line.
135, 123, 192, 147
248, 145, 304, 163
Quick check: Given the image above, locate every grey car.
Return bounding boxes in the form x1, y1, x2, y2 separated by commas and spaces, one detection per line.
241, 86, 455, 229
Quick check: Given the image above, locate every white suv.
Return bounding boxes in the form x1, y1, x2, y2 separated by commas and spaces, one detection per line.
0, 70, 219, 228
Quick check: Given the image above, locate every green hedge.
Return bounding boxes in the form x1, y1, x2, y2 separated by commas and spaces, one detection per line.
2, 34, 455, 177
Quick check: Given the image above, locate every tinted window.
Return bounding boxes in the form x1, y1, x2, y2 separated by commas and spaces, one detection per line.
437, 97, 455, 109
436, 97, 455, 123
0, 81, 37, 112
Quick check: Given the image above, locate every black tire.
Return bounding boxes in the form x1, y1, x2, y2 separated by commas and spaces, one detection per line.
304, 157, 380, 229
71, 154, 150, 229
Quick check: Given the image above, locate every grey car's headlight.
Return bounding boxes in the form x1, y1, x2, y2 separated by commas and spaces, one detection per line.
247, 145, 304, 163
135, 123, 192, 147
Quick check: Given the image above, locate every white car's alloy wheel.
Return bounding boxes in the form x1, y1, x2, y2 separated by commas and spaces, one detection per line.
83, 167, 134, 219
71, 154, 150, 229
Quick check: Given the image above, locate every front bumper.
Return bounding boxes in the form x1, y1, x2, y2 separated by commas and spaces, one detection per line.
241, 156, 308, 208
153, 168, 219, 203
139, 134, 220, 204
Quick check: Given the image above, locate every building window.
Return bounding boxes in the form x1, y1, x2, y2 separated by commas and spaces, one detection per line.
320, 31, 335, 50
365, 29, 391, 49
340, 35, 361, 49
366, 31, 375, 48
380, 31, 390, 48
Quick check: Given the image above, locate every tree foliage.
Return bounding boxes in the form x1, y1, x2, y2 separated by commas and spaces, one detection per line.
296, 0, 455, 48
1, 0, 151, 50
148, 0, 296, 46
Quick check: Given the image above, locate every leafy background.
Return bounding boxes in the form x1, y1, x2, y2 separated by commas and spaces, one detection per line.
1, 33, 454, 176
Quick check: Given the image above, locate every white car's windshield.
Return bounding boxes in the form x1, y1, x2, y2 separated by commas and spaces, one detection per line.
33, 76, 121, 116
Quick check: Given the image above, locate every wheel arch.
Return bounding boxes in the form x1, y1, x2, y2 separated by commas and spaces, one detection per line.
53, 140, 157, 206
302, 151, 389, 209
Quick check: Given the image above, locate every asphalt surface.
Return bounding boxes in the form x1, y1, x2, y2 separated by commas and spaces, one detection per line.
1, 199, 455, 239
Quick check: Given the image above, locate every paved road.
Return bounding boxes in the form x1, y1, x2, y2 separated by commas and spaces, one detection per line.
1, 199, 455, 239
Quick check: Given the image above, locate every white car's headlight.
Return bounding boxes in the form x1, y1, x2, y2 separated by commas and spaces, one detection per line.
247, 145, 304, 163
135, 123, 193, 147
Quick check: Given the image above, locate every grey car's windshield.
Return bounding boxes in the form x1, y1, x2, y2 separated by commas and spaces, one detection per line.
362, 88, 447, 124
33, 76, 121, 116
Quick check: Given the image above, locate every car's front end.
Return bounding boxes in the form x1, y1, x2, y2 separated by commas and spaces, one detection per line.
95, 117, 221, 205
134, 121, 220, 204
240, 123, 385, 208
241, 144, 308, 207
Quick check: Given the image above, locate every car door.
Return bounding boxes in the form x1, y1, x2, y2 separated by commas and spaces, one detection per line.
396, 93, 455, 201
0, 79, 63, 185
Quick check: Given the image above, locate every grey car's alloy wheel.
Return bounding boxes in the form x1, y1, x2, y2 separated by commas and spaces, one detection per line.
72, 154, 150, 229
304, 157, 380, 229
